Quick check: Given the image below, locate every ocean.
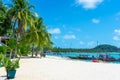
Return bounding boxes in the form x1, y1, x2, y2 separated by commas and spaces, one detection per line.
47, 52, 120, 59
46, 52, 120, 63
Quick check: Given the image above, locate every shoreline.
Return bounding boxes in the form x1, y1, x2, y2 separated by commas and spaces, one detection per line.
0, 56, 120, 80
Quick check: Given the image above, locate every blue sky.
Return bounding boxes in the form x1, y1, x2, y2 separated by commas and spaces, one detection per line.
4, 0, 120, 48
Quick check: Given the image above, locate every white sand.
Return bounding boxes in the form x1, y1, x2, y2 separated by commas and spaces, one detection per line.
1, 56, 120, 80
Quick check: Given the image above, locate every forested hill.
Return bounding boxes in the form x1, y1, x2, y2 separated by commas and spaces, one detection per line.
51, 44, 120, 52
93, 44, 119, 52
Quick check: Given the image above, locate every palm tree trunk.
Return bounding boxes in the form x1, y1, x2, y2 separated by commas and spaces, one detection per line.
18, 54, 21, 62
31, 44, 34, 57
18, 19, 23, 34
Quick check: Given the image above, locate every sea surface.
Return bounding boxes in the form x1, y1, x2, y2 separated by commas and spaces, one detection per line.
46, 52, 120, 63
46, 52, 120, 59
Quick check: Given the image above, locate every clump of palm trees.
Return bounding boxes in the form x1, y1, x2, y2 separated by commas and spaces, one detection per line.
0, 0, 53, 58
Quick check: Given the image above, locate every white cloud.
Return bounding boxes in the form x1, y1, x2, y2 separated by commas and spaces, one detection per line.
92, 18, 100, 24
113, 36, 120, 41
79, 41, 85, 45
113, 29, 120, 41
48, 28, 61, 34
76, 0, 103, 9
114, 29, 120, 35
63, 34, 76, 39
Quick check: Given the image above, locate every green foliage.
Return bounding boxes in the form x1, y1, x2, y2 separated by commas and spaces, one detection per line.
18, 44, 30, 56
52, 44, 120, 53
0, 53, 3, 67
8, 0, 36, 34
0, 1, 53, 78
94, 44, 118, 52
36, 18, 53, 48
6, 38, 17, 50
0, 53, 2, 61
0, 0, 12, 35
0, 45, 8, 54
4, 58, 19, 71
0, 0, 53, 59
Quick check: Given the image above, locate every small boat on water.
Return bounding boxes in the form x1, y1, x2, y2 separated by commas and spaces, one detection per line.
68, 53, 119, 62
68, 54, 93, 60
68, 56, 79, 59
98, 54, 117, 62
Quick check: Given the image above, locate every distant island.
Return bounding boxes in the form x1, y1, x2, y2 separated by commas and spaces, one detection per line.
51, 44, 120, 53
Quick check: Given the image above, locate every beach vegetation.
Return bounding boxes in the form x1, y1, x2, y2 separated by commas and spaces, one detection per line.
4, 58, 19, 71
0, 0, 12, 35
0, 0, 52, 57
35, 17, 53, 57
0, 0, 53, 79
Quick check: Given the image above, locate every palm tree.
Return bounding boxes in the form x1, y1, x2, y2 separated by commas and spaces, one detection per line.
1, 0, 52, 58
35, 18, 53, 57
7, 0, 39, 57
8, 0, 37, 35
22, 27, 39, 57
0, 0, 12, 36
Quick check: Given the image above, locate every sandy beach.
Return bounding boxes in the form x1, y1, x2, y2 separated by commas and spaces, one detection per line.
0, 56, 120, 80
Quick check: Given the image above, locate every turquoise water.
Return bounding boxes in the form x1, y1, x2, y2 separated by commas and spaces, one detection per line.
46, 52, 120, 64
46, 52, 120, 61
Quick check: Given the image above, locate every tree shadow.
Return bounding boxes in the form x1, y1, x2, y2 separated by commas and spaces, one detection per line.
0, 75, 8, 80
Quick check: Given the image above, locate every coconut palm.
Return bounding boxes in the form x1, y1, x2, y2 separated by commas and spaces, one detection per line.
8, 0, 37, 35
7, 0, 39, 57
35, 18, 53, 57
1, 0, 52, 58
0, 0, 12, 35
21, 26, 39, 57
